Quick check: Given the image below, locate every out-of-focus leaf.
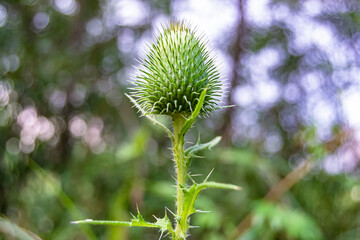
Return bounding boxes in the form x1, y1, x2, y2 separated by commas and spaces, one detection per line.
116, 127, 149, 162
0, 217, 41, 240
246, 201, 324, 240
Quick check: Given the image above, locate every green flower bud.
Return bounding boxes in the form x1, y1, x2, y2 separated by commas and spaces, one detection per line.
131, 22, 222, 116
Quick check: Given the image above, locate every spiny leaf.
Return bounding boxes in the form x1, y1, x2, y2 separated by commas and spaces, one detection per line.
185, 136, 221, 158
154, 213, 175, 236
72, 211, 175, 239
133, 209, 146, 224
180, 87, 207, 137
126, 93, 174, 141
71, 219, 156, 228
181, 183, 202, 217
179, 178, 241, 230
197, 181, 242, 191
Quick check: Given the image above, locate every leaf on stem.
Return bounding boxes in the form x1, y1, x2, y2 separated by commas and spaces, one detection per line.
72, 211, 175, 238
197, 181, 242, 191
185, 136, 221, 158
180, 177, 241, 222
125, 93, 174, 141
180, 87, 207, 137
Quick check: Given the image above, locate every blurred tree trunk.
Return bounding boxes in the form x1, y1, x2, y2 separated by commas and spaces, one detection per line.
220, 0, 247, 145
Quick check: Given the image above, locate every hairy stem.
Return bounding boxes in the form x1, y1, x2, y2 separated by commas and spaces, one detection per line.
172, 115, 188, 239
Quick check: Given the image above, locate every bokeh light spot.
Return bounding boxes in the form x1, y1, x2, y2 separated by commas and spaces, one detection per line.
86, 18, 103, 37
69, 116, 87, 137
33, 12, 50, 31
6, 137, 20, 155
264, 132, 283, 153
17, 107, 37, 128
0, 81, 11, 107
110, 0, 149, 26
54, 0, 79, 16
0, 4, 7, 28
49, 89, 67, 111
283, 83, 300, 103
8, 55, 20, 72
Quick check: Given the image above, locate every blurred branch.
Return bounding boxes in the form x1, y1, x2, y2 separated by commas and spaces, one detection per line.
227, 158, 314, 240
227, 126, 349, 239
220, 0, 246, 144
264, 158, 313, 200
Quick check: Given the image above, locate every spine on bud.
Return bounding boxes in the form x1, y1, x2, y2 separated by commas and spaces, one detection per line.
131, 22, 222, 117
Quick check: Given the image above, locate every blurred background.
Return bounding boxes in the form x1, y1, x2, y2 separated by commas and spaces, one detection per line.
1, 0, 360, 239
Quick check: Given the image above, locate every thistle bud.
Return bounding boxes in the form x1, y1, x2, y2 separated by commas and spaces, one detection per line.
131, 22, 222, 116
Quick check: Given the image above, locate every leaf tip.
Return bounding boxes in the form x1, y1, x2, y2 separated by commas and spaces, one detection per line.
71, 219, 93, 224
233, 185, 242, 191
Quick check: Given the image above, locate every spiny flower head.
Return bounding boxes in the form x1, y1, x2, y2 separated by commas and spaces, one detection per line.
131, 22, 222, 116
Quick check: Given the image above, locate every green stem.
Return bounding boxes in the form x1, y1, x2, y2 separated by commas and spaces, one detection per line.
172, 115, 188, 240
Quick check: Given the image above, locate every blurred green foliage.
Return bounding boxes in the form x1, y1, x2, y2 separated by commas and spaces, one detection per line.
1, 0, 360, 239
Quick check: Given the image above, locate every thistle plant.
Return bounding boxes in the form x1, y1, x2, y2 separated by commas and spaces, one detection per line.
72, 22, 240, 240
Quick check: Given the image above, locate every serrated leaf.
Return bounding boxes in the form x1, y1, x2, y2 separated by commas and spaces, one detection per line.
72, 212, 175, 237
178, 178, 241, 232
125, 93, 174, 141
182, 183, 201, 217
180, 88, 207, 137
71, 219, 155, 228
185, 136, 221, 158
133, 211, 146, 224
154, 213, 174, 235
